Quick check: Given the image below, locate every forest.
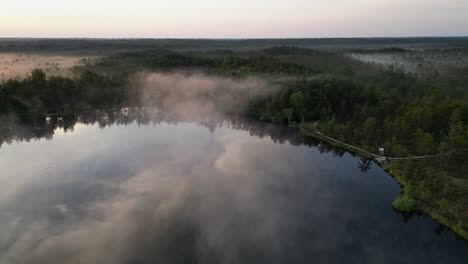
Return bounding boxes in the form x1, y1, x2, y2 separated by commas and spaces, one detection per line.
0, 41, 467, 238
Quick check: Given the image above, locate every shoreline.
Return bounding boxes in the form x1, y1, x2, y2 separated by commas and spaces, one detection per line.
295, 122, 468, 241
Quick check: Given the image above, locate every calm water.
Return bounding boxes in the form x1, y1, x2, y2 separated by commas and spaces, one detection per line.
0, 113, 467, 264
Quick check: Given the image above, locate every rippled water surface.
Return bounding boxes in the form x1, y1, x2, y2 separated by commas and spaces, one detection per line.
0, 117, 467, 264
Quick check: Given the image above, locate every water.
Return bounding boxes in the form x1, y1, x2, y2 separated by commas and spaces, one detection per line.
0, 111, 467, 264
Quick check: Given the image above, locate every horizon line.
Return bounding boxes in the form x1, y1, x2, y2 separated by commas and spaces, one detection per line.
1, 36, 468, 41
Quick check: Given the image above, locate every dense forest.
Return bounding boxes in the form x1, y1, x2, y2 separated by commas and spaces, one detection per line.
0, 45, 467, 238
0, 69, 127, 120
252, 66, 468, 157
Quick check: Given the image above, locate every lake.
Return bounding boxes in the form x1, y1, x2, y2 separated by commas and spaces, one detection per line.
0, 110, 467, 264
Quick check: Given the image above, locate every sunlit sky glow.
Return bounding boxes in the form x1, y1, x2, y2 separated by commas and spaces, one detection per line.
1, 0, 467, 38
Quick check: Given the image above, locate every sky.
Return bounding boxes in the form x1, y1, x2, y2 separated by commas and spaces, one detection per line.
0, 0, 467, 38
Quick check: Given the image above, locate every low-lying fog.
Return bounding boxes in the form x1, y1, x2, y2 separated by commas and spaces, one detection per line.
131, 72, 280, 118
347, 51, 468, 74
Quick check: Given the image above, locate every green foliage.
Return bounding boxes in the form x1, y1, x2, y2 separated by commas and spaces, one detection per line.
448, 122, 466, 149
290, 91, 306, 121
385, 159, 468, 239
392, 194, 417, 212
31, 69, 47, 86
88, 49, 311, 77
283, 108, 294, 124
252, 63, 468, 157
414, 129, 435, 155
0, 69, 126, 118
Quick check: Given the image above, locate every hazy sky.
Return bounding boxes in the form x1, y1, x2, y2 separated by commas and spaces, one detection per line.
1, 0, 467, 38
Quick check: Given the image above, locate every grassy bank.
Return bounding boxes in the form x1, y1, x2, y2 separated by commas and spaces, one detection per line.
383, 160, 468, 240
297, 122, 468, 240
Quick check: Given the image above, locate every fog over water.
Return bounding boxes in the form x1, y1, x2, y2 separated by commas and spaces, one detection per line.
0, 72, 467, 264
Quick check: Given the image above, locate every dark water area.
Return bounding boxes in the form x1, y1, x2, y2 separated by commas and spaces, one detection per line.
0, 110, 467, 264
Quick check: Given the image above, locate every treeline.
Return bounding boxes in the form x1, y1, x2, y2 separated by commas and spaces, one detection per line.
89, 49, 313, 76
6, 38, 468, 53
0, 49, 312, 120
0, 69, 129, 120
251, 66, 468, 158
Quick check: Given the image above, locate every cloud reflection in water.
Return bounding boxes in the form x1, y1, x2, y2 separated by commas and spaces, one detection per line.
0, 120, 467, 264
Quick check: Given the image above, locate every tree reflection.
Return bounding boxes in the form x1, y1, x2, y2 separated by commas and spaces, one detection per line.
0, 108, 355, 158
358, 158, 372, 173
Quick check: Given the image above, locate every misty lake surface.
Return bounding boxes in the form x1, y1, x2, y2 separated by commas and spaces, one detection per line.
0, 115, 467, 264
